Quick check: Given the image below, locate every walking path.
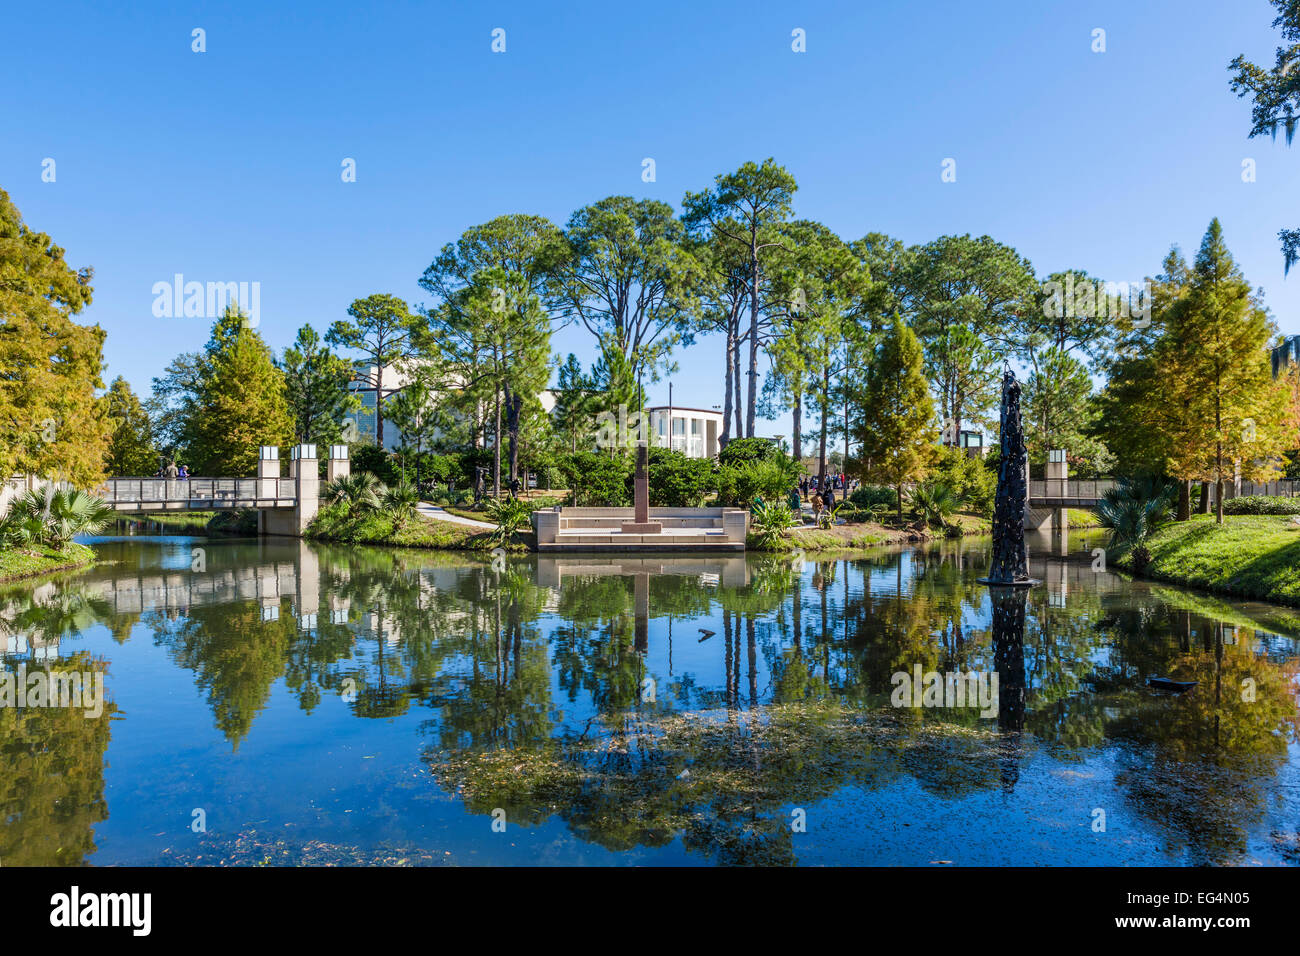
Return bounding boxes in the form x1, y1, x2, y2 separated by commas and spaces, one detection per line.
417, 501, 495, 530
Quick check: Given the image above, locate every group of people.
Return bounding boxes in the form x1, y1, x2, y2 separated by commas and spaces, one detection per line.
154, 461, 189, 479
795, 472, 858, 524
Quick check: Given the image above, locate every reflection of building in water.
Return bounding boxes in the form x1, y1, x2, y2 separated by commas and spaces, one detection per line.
365, 612, 402, 647
535, 556, 750, 590
3, 632, 61, 661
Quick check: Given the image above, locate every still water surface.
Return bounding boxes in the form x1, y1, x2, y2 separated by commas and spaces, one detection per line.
2, 530, 1298, 866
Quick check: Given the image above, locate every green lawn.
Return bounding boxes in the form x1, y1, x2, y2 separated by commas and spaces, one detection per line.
0, 542, 97, 584
1068, 508, 1100, 528
1136, 514, 1300, 607
307, 502, 504, 550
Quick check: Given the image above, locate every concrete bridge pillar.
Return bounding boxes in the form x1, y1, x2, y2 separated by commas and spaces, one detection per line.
257, 446, 280, 498
294, 539, 319, 628
326, 445, 350, 482
259, 444, 319, 536
292, 444, 319, 534
1046, 450, 1068, 532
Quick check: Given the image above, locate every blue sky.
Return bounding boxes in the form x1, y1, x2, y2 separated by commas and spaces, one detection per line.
4, 0, 1298, 442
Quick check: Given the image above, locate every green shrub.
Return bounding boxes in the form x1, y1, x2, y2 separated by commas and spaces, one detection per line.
0, 487, 114, 551
718, 436, 783, 468
484, 496, 534, 547
350, 444, 397, 484
1222, 495, 1300, 516
749, 499, 798, 550
848, 484, 896, 511
933, 447, 995, 516
557, 452, 632, 506
909, 480, 960, 530
323, 472, 385, 516
643, 448, 716, 507
1098, 474, 1178, 572
835, 503, 866, 523
717, 456, 801, 507
382, 479, 420, 531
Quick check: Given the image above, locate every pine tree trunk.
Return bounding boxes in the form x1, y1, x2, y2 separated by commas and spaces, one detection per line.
792, 387, 802, 463
746, 242, 759, 439
818, 367, 829, 489
493, 393, 502, 499
374, 363, 385, 448
732, 336, 744, 438
721, 328, 734, 448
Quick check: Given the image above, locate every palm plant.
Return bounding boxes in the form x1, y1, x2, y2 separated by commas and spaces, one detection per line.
46, 489, 115, 548
908, 480, 960, 530
0, 487, 114, 551
750, 498, 798, 549
484, 496, 533, 547
1096, 474, 1177, 573
323, 472, 385, 517
816, 502, 842, 530
382, 479, 420, 531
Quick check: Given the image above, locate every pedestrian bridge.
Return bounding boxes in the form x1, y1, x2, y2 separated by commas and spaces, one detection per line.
1026, 475, 1300, 530
1027, 479, 1116, 508
96, 477, 299, 511
92, 444, 351, 536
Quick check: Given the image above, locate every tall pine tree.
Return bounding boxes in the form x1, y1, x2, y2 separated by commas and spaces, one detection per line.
852, 314, 938, 518
183, 305, 294, 476
1161, 219, 1294, 522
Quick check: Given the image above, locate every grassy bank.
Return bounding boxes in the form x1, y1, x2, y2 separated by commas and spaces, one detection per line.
306, 501, 504, 550
1068, 508, 1100, 528
1132, 514, 1300, 607
0, 542, 97, 583
773, 511, 991, 553
112, 510, 260, 536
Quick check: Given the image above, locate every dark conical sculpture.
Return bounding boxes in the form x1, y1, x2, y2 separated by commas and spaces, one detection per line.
979, 368, 1038, 587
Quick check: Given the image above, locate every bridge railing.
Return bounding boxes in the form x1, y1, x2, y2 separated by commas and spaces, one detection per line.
1029, 477, 1299, 503
97, 477, 297, 504
1028, 479, 1117, 501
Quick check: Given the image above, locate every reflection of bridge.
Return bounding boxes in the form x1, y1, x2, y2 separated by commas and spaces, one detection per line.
95, 444, 353, 536
81, 540, 324, 624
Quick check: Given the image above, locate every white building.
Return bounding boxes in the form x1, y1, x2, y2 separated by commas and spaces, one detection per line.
347, 364, 412, 451
645, 406, 723, 459
347, 361, 559, 451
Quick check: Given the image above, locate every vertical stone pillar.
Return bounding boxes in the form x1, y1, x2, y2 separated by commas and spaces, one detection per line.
292, 444, 319, 534
620, 442, 662, 534
326, 444, 351, 482
1046, 449, 1068, 532
257, 446, 280, 499
633, 570, 650, 653
295, 539, 319, 628
634, 443, 649, 524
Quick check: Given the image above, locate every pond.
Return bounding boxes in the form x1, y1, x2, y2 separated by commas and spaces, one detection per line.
2, 529, 1298, 866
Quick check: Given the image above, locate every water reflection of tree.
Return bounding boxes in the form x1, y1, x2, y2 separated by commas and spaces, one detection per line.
14, 535, 1300, 864
0, 653, 114, 865
428, 700, 1007, 864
